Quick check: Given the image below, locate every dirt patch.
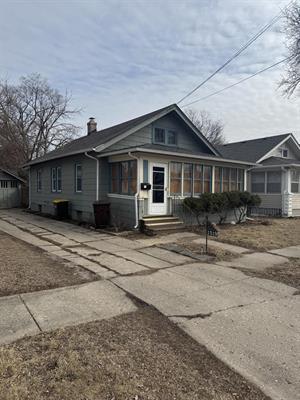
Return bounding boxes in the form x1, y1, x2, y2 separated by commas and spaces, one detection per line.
239, 259, 300, 289
0, 307, 269, 400
213, 218, 300, 251
176, 239, 236, 262
0, 230, 98, 297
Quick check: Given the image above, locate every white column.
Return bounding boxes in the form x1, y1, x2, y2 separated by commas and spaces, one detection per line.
283, 168, 293, 217
244, 169, 248, 191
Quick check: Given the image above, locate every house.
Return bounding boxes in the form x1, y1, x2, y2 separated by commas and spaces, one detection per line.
217, 133, 300, 217
0, 168, 25, 209
26, 104, 254, 228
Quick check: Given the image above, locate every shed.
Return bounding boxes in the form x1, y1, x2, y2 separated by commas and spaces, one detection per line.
0, 168, 25, 209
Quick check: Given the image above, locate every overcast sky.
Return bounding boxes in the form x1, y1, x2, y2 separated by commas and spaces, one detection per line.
0, 0, 299, 142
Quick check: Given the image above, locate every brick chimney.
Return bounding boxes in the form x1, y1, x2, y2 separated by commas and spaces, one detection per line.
87, 117, 97, 135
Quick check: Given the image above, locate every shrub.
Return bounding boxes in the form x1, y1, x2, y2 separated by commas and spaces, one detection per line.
183, 191, 261, 225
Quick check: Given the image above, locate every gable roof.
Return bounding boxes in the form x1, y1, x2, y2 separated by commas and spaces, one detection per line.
0, 168, 25, 182
216, 134, 295, 163
260, 156, 300, 166
26, 104, 220, 166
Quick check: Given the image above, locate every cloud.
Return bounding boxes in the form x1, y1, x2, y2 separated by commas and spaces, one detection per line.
0, 0, 299, 142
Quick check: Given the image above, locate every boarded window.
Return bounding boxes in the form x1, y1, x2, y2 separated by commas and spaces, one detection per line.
267, 171, 281, 193
193, 164, 202, 195
111, 163, 119, 193
251, 171, 265, 193
170, 162, 182, 195
183, 163, 192, 195
110, 161, 137, 195
237, 169, 244, 191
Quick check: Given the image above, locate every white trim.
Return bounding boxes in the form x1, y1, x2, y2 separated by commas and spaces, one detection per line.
257, 134, 300, 163
149, 162, 168, 215
107, 193, 135, 200
101, 147, 255, 166
75, 163, 83, 193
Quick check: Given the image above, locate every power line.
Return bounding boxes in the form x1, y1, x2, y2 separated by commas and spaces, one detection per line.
177, 2, 291, 105
181, 56, 291, 108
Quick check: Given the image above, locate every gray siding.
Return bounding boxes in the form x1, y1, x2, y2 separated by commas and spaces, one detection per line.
30, 154, 98, 223
267, 139, 299, 160
108, 196, 136, 228
107, 113, 213, 154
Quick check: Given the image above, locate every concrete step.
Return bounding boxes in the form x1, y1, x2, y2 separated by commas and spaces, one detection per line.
143, 217, 180, 224
149, 222, 185, 231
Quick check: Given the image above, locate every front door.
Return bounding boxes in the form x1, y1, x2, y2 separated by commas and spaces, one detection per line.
149, 163, 168, 215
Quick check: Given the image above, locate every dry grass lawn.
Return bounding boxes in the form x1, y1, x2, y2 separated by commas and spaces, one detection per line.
215, 218, 300, 251
0, 307, 269, 400
0, 230, 98, 297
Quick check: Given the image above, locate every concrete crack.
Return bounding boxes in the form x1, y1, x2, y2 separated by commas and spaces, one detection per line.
19, 295, 42, 332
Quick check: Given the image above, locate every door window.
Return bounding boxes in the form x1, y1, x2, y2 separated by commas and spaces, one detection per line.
152, 166, 165, 203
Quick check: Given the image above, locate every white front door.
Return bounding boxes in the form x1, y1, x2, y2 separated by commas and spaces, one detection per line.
149, 162, 168, 215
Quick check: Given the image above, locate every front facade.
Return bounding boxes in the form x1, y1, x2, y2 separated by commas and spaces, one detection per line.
27, 104, 253, 228
218, 134, 300, 217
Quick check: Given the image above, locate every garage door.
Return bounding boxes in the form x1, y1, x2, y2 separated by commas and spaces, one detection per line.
0, 180, 20, 208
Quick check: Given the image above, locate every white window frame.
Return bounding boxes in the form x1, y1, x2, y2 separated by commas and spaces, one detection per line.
291, 169, 300, 193
153, 127, 177, 147
51, 167, 57, 192
75, 164, 83, 193
57, 166, 62, 192
280, 148, 289, 158
37, 169, 42, 192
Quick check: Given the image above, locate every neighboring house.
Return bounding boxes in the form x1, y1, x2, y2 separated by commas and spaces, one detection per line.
26, 104, 254, 228
0, 168, 25, 209
217, 133, 300, 217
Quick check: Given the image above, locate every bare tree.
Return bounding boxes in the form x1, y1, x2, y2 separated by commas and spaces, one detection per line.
185, 108, 226, 146
0, 74, 80, 173
280, 1, 300, 96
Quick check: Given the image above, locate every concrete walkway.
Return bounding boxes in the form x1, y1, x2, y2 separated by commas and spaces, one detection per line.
0, 209, 299, 400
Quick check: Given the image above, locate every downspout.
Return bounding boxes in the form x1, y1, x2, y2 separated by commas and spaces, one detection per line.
128, 152, 139, 229
85, 151, 99, 201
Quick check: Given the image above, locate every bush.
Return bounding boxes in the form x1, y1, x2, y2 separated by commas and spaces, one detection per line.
183, 191, 261, 225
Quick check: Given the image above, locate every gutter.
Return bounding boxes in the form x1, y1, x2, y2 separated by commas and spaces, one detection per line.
84, 151, 99, 201
128, 152, 139, 229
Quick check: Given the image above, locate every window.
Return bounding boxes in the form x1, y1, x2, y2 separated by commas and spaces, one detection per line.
51, 167, 62, 192
237, 169, 244, 191
203, 166, 212, 193
57, 167, 62, 192
154, 128, 165, 144
230, 168, 237, 191
111, 163, 119, 193
11, 181, 18, 188
280, 148, 288, 158
222, 168, 229, 192
51, 168, 57, 192
214, 167, 222, 193
0, 180, 8, 188
267, 171, 281, 193
167, 130, 177, 145
37, 170, 42, 192
153, 127, 177, 146
183, 163, 192, 195
75, 164, 82, 192
251, 171, 265, 193
291, 169, 300, 193
170, 162, 182, 195
193, 164, 203, 195
110, 161, 137, 195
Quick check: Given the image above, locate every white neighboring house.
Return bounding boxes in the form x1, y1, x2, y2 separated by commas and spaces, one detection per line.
218, 133, 300, 217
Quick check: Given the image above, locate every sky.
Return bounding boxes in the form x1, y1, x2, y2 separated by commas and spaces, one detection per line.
0, 0, 299, 143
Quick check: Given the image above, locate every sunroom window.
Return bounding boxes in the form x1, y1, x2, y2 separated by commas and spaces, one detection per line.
291, 169, 300, 193
183, 163, 192, 195
267, 171, 281, 193
110, 160, 137, 195
170, 162, 182, 195
251, 171, 265, 193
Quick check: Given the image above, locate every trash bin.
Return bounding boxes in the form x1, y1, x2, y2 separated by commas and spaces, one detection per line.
53, 199, 69, 220
93, 202, 110, 228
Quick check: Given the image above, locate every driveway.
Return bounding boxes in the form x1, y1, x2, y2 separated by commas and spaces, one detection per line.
0, 209, 299, 400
